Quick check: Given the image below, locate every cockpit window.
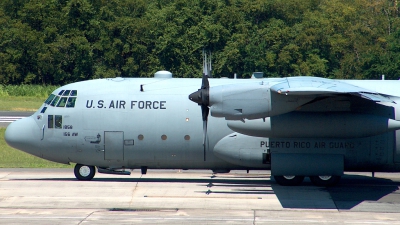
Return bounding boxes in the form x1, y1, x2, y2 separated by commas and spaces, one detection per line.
44, 90, 78, 108
66, 97, 76, 108
50, 96, 60, 106
57, 97, 68, 107
62, 90, 71, 96
44, 94, 56, 105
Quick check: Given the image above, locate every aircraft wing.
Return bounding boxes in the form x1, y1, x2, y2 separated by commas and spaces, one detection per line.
270, 77, 394, 103
191, 76, 395, 121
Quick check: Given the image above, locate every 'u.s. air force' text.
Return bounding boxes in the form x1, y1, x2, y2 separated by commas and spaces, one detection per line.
86, 100, 166, 109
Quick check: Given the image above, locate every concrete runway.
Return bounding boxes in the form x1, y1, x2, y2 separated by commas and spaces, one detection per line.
1, 169, 400, 224
0, 111, 32, 127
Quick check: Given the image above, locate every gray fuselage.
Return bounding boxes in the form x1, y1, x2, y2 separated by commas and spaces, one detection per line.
6, 77, 400, 174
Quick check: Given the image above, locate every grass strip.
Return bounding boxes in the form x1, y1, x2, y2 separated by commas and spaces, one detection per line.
0, 96, 44, 111
0, 85, 58, 111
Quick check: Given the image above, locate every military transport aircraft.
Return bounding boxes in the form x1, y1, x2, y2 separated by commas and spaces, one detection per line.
5, 70, 400, 187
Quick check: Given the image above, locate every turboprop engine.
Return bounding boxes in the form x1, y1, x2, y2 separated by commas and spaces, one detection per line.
189, 79, 314, 121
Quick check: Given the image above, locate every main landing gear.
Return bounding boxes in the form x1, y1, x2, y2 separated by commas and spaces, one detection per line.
273, 175, 305, 186
273, 175, 341, 187
74, 164, 96, 181
309, 175, 341, 187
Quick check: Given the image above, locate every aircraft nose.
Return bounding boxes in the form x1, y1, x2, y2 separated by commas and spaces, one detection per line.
5, 117, 41, 152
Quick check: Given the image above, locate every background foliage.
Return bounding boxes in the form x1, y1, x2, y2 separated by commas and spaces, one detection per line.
0, 85, 57, 97
1, 0, 400, 85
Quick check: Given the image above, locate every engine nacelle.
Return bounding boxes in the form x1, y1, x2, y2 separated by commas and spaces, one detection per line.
227, 112, 400, 138
209, 82, 314, 120
213, 133, 270, 168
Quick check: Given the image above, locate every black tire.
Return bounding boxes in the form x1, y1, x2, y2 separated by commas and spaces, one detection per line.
274, 175, 304, 186
74, 164, 96, 181
309, 175, 341, 187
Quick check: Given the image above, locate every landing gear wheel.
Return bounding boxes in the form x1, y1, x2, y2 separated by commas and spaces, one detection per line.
309, 175, 341, 187
273, 175, 304, 186
74, 164, 96, 181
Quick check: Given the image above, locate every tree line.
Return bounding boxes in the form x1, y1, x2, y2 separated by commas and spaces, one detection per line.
1, 0, 400, 85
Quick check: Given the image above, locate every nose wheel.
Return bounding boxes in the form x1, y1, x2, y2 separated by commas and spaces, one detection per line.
74, 164, 96, 181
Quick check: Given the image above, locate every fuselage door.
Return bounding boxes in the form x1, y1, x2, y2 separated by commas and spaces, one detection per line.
104, 131, 124, 161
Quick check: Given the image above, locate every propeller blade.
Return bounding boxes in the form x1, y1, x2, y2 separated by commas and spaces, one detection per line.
201, 105, 209, 161
188, 74, 210, 161
202, 118, 207, 161
201, 102, 209, 121
201, 73, 209, 89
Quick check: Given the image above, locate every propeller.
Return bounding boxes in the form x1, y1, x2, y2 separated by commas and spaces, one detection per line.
189, 74, 210, 161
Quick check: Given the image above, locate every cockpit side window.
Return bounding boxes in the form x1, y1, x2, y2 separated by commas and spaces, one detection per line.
48, 115, 62, 129
70, 90, 77, 96
48, 115, 54, 128
55, 115, 62, 129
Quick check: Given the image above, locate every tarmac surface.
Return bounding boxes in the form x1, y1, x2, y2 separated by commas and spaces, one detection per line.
2, 169, 400, 224
0, 111, 32, 127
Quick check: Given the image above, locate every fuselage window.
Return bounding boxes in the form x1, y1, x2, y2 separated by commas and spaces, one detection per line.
55, 115, 62, 129
50, 96, 60, 107
66, 97, 76, 108
57, 97, 68, 107
44, 94, 56, 105
48, 115, 54, 129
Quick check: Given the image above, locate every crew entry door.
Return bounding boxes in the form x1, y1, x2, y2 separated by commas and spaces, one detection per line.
104, 131, 124, 161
